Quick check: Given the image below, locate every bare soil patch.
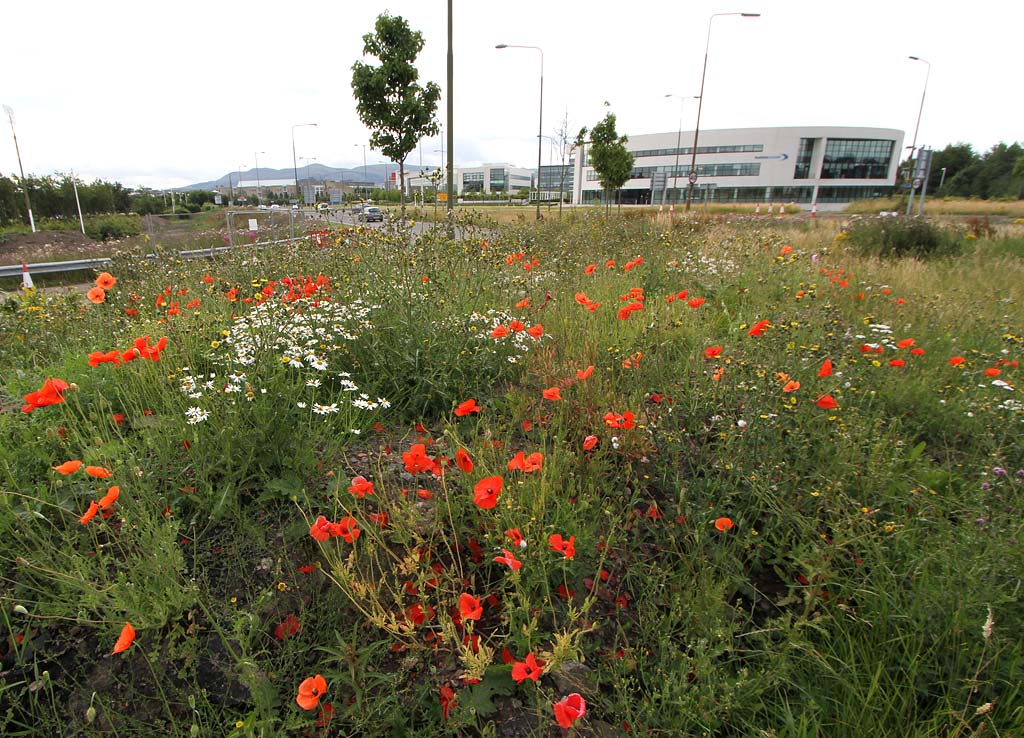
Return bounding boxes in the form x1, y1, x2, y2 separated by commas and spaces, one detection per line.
0, 230, 105, 264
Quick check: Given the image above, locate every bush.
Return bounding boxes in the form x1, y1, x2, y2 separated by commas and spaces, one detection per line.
83, 214, 142, 241
844, 217, 962, 258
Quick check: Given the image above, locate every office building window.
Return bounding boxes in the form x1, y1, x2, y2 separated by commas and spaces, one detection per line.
794, 138, 815, 179
820, 139, 894, 179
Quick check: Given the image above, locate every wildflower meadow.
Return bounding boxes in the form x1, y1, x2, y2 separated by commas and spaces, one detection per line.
1, 213, 1021, 737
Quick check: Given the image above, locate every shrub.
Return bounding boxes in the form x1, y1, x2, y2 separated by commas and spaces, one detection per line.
844, 217, 962, 258
84, 214, 142, 241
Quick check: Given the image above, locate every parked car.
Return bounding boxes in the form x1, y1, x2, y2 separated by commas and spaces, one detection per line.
362, 206, 384, 223
350, 203, 365, 216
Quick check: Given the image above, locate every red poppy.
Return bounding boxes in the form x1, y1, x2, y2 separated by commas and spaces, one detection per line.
296, 674, 327, 710
440, 685, 456, 720
527, 324, 544, 339
88, 350, 121, 368
473, 476, 503, 510
511, 652, 545, 683
87, 287, 106, 304
910, 347, 925, 356
22, 378, 70, 413
454, 399, 481, 416
368, 511, 388, 527
309, 515, 332, 542
685, 297, 704, 309
603, 410, 636, 430
508, 451, 543, 473
490, 325, 509, 339
494, 548, 522, 572
79, 500, 100, 525
112, 622, 136, 655
605, 259, 616, 268
403, 443, 440, 475
509, 320, 526, 332
704, 346, 723, 359
348, 475, 375, 498
330, 516, 361, 543
818, 359, 833, 377
714, 517, 734, 532
542, 387, 562, 401
86, 466, 113, 479
515, 297, 530, 308
583, 435, 598, 451
985, 367, 1001, 377
548, 533, 576, 560
97, 486, 120, 510
897, 338, 915, 349
815, 394, 839, 410
53, 459, 83, 475
553, 693, 586, 729
948, 356, 965, 366
201, 274, 215, 284
274, 614, 301, 640
459, 593, 483, 621
505, 528, 525, 548
889, 359, 906, 367
748, 319, 770, 337
676, 290, 688, 300
584, 264, 596, 274
782, 380, 800, 393
406, 603, 434, 625
95, 272, 117, 290
576, 365, 594, 380
455, 448, 474, 473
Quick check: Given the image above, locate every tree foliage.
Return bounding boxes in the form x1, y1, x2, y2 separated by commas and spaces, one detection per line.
351, 13, 441, 218
924, 141, 1024, 200
577, 113, 634, 213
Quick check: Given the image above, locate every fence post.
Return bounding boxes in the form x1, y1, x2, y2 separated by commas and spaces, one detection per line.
289, 209, 295, 240
226, 211, 234, 247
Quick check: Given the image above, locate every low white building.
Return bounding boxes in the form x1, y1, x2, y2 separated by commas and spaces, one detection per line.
404, 163, 534, 197
572, 126, 904, 209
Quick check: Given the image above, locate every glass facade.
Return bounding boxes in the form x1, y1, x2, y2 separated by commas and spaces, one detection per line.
489, 168, 506, 192
820, 139, 894, 179
816, 185, 894, 202
794, 138, 815, 179
539, 165, 573, 192
632, 143, 763, 158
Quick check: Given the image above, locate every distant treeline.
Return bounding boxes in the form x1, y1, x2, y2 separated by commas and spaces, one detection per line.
922, 142, 1024, 200
0, 173, 219, 227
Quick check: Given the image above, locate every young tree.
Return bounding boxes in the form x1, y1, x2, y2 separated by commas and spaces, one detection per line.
578, 113, 634, 214
351, 14, 441, 219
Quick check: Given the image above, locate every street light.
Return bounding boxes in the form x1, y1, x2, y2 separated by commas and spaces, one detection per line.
686, 12, 760, 212
496, 43, 543, 220
3, 105, 36, 232
665, 94, 700, 206
354, 144, 367, 196
254, 151, 266, 203
905, 56, 930, 216
237, 164, 246, 205
291, 123, 318, 202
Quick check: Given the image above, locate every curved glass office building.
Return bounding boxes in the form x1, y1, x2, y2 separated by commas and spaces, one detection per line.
571, 126, 904, 210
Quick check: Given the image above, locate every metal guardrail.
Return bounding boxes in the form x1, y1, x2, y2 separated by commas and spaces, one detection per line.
0, 236, 308, 280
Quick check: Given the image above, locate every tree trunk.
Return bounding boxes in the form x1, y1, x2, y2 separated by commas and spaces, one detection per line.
399, 160, 406, 220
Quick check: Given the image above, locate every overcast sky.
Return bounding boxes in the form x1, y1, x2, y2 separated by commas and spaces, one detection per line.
2, 0, 1020, 189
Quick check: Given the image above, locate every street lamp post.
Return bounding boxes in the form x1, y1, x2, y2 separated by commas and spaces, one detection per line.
254, 151, 266, 203
354, 144, 367, 197
3, 105, 36, 232
665, 94, 699, 207
905, 56, 930, 216
291, 123, 318, 203
496, 44, 543, 220
686, 12, 760, 212
237, 165, 246, 205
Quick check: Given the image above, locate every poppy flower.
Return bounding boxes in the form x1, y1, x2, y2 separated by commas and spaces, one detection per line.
505, 528, 526, 548
526, 324, 544, 339
542, 387, 562, 401
440, 685, 456, 720
490, 325, 510, 339
473, 476, 503, 510
85, 466, 113, 479
515, 297, 530, 309
948, 356, 965, 366
910, 347, 925, 356
87, 287, 106, 304
201, 274, 214, 284
454, 399, 481, 416
985, 367, 1001, 377
53, 459, 83, 475
714, 516, 734, 532
88, 350, 121, 368
494, 549, 522, 572
455, 448, 474, 473
747, 319, 770, 337
79, 500, 100, 524
22, 378, 70, 413
676, 290, 688, 300
511, 652, 545, 683
704, 346, 723, 359
95, 272, 117, 290
815, 394, 839, 410
605, 259, 615, 268
688, 297, 705, 309
403, 443, 440, 475
508, 451, 543, 473
330, 516, 360, 543
368, 511, 389, 528
274, 614, 301, 640
576, 365, 594, 380
309, 515, 332, 542
583, 435, 598, 451
818, 359, 833, 378
603, 411, 636, 430
296, 674, 327, 710
97, 486, 120, 510
509, 320, 526, 333
459, 593, 483, 621
348, 475, 375, 498
548, 533, 576, 560
782, 380, 800, 393
112, 622, 136, 654
889, 359, 906, 368
584, 264, 596, 275
553, 693, 586, 729
897, 338, 915, 349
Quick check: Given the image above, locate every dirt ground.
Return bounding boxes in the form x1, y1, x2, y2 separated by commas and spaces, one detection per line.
0, 230, 105, 265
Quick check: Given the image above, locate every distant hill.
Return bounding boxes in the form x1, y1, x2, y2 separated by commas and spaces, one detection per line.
182, 162, 406, 191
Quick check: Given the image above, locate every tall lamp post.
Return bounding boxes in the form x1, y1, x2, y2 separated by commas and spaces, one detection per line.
496, 43, 543, 221
354, 144, 367, 197
686, 12, 760, 212
254, 151, 266, 203
665, 94, 699, 207
3, 105, 36, 232
291, 123, 317, 203
905, 56, 930, 216
237, 164, 246, 205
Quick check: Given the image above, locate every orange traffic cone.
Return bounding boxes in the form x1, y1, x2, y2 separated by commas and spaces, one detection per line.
754, 204, 760, 216
21, 263, 34, 290
811, 203, 817, 218
779, 204, 786, 216
767, 203, 774, 216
